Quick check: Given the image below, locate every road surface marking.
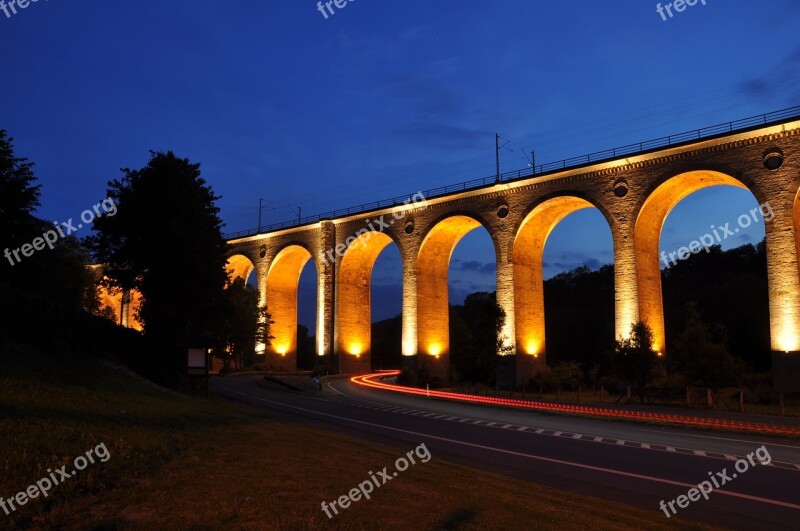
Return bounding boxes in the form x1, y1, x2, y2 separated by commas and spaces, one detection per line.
223, 387, 800, 513
300, 382, 800, 470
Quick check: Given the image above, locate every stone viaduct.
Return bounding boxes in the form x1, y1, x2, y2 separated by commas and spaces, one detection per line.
104, 109, 800, 388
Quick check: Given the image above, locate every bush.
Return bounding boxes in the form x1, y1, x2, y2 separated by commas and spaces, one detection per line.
396, 367, 441, 389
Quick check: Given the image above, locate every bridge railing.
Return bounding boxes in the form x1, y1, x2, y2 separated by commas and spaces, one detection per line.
225, 104, 800, 240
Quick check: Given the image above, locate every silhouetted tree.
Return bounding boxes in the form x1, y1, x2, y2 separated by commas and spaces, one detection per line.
296, 324, 316, 370
0, 131, 96, 350
450, 292, 505, 385
671, 302, 743, 389
551, 361, 584, 399
213, 277, 273, 369
662, 242, 769, 370
544, 264, 615, 367
89, 151, 229, 386
371, 315, 402, 370
612, 321, 660, 403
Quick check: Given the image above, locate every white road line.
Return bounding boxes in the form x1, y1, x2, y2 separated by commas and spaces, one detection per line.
321, 382, 800, 469
326, 381, 347, 396
224, 387, 800, 512
639, 428, 800, 450
553, 431, 562, 437
517, 427, 528, 432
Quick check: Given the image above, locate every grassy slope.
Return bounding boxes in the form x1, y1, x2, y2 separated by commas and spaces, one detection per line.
0, 349, 714, 530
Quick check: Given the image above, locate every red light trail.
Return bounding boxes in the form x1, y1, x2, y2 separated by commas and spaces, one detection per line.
351, 371, 800, 438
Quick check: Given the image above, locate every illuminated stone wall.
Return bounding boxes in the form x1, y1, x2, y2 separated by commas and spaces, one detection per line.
91, 265, 143, 331
335, 231, 394, 374
222, 119, 800, 385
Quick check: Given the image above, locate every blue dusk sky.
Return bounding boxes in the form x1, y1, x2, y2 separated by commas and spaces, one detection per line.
2, 0, 799, 329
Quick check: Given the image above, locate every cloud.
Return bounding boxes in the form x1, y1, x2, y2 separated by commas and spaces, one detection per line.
371, 58, 492, 151
455, 259, 496, 274
396, 123, 488, 150
543, 251, 608, 276
739, 47, 800, 105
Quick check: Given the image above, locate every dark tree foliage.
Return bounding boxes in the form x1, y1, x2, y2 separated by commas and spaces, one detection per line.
296, 324, 317, 371
0, 131, 96, 351
662, 242, 770, 371
542, 243, 769, 378
612, 321, 661, 402
214, 277, 273, 370
370, 241, 770, 388
0, 130, 43, 243
371, 315, 402, 370
89, 151, 229, 386
671, 302, 744, 388
449, 292, 505, 385
543, 264, 615, 367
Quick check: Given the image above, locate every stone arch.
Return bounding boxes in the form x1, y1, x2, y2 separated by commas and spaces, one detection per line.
634, 170, 752, 353
513, 194, 613, 363
336, 231, 399, 373
265, 244, 315, 370
225, 253, 257, 285
90, 265, 144, 331
795, 186, 800, 300
780, 186, 800, 352
416, 213, 497, 381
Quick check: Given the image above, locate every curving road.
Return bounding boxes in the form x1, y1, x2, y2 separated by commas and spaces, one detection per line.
213, 375, 800, 529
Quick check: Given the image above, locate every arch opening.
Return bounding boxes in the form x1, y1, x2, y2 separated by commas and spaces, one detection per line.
336, 231, 397, 373
265, 245, 315, 371
783, 187, 800, 352
635, 170, 752, 354
96, 280, 144, 331
417, 215, 493, 382
514, 196, 612, 379
226, 254, 256, 286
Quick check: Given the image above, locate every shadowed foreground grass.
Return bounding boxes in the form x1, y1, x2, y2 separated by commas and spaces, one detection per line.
0, 349, 714, 530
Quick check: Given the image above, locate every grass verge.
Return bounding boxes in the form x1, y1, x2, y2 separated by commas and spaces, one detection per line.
0, 348, 714, 530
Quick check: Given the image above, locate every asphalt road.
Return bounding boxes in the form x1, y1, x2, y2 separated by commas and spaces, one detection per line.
213, 376, 800, 529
